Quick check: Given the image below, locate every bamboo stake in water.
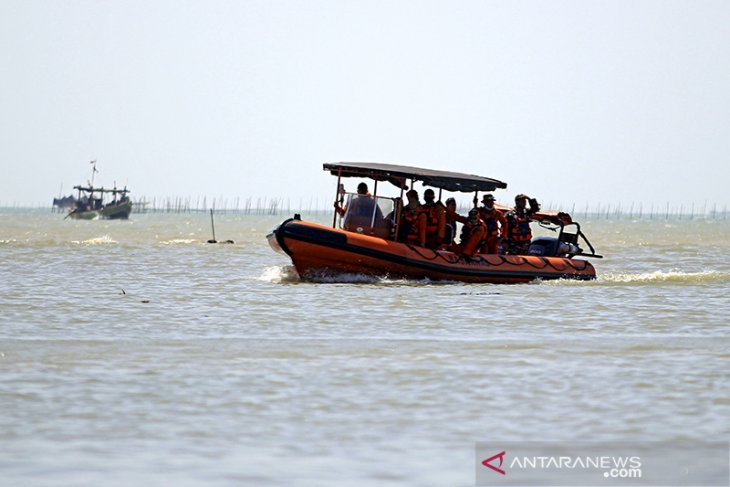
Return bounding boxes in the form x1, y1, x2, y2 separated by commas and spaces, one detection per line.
209, 209, 217, 243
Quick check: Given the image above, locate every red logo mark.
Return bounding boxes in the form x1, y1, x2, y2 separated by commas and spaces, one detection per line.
482, 450, 507, 475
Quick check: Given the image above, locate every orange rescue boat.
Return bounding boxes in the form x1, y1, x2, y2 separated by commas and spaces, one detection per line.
268, 162, 601, 283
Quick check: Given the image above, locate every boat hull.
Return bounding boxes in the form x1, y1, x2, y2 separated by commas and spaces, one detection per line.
269, 219, 596, 283
67, 201, 132, 220
101, 201, 132, 219
68, 210, 101, 220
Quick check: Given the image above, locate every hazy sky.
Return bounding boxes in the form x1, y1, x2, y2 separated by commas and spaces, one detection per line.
1, 0, 729, 208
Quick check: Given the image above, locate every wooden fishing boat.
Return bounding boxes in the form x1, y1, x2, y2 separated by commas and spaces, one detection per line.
67, 186, 132, 220
66, 161, 132, 220
268, 162, 601, 283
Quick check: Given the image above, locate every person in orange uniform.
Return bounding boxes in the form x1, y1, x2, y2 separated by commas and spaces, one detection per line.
478, 194, 507, 254
458, 208, 487, 257
399, 189, 426, 245
419, 189, 446, 248
443, 197, 465, 246
504, 193, 540, 255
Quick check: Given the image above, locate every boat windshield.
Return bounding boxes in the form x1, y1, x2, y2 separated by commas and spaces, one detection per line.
337, 193, 397, 239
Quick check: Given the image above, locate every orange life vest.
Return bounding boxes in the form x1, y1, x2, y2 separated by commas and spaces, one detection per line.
506, 210, 532, 242
419, 202, 446, 244
478, 206, 507, 238
401, 206, 426, 244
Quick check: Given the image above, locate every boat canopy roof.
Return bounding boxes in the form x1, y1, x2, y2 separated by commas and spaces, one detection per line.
73, 185, 130, 194
323, 162, 507, 193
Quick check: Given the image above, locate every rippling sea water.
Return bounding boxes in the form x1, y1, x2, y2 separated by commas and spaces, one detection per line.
1, 208, 729, 486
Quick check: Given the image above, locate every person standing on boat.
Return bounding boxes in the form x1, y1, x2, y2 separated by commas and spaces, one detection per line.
419, 188, 447, 248
504, 194, 540, 255
399, 189, 426, 245
478, 194, 507, 254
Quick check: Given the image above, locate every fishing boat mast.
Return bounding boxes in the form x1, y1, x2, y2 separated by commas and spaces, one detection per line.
90, 160, 97, 186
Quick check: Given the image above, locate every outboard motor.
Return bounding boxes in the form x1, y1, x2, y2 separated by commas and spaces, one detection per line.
528, 237, 559, 257
528, 237, 583, 258
527, 215, 602, 259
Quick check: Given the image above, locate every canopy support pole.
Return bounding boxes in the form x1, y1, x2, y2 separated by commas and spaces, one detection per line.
332, 167, 342, 228
394, 185, 405, 241
370, 180, 379, 228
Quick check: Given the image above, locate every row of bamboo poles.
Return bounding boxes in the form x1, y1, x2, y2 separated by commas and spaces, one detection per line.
129, 196, 729, 220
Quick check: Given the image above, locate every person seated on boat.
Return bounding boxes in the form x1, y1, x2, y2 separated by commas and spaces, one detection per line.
419, 189, 447, 248
478, 194, 507, 254
334, 182, 369, 216
504, 193, 540, 255
457, 208, 487, 257
334, 182, 383, 232
399, 189, 426, 245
